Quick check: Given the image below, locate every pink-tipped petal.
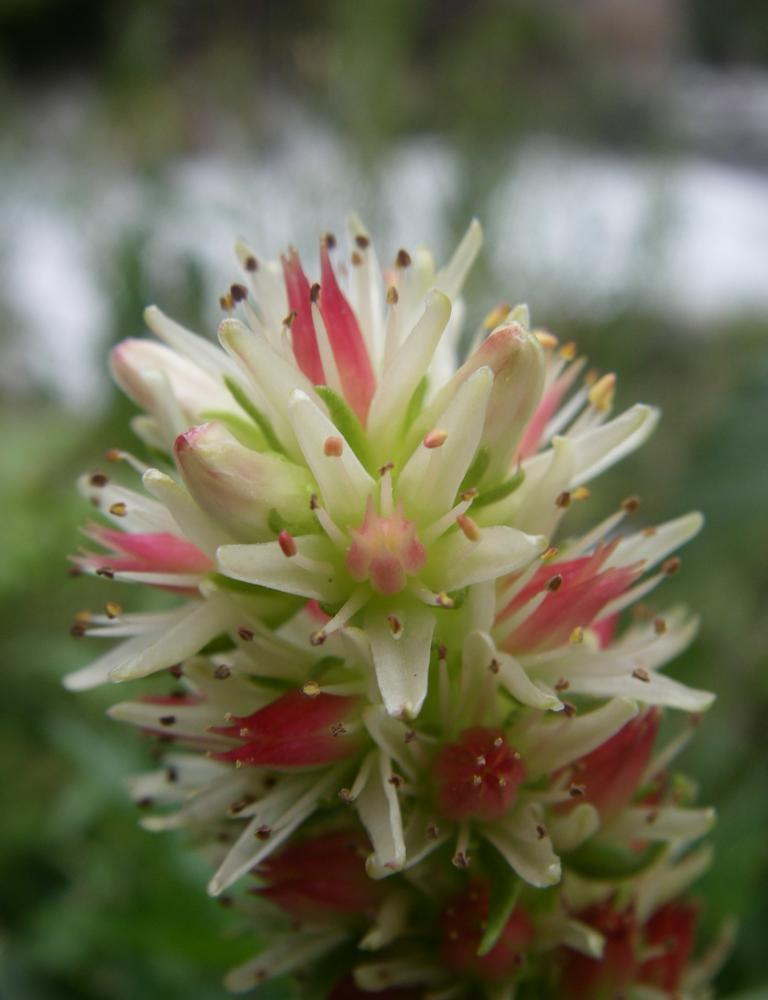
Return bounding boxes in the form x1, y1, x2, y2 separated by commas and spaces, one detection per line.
282, 250, 326, 385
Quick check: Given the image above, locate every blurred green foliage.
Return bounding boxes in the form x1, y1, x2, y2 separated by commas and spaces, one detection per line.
1, 1, 767, 997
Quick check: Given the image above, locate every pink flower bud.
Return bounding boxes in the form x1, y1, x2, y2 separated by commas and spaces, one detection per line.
175, 422, 315, 541
433, 727, 526, 822
440, 881, 534, 982
256, 830, 382, 922
210, 689, 362, 768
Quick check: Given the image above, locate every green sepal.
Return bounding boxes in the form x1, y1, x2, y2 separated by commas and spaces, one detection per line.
459, 447, 490, 494
477, 841, 522, 956
473, 467, 525, 509
565, 839, 665, 881
199, 409, 267, 451
315, 385, 370, 469
224, 376, 285, 454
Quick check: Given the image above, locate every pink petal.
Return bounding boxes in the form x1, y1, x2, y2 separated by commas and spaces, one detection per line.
282, 250, 326, 385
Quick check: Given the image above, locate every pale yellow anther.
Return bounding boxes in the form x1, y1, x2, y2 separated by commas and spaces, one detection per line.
105, 601, 123, 619
301, 680, 321, 698
559, 341, 577, 361
482, 303, 511, 330
569, 626, 584, 644
571, 486, 590, 501
588, 373, 616, 412
534, 330, 558, 350
541, 546, 559, 562
109, 502, 127, 517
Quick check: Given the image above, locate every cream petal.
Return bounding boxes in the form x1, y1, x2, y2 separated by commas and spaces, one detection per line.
364, 602, 435, 719
431, 526, 546, 592
483, 804, 562, 888
356, 750, 406, 878
217, 536, 340, 602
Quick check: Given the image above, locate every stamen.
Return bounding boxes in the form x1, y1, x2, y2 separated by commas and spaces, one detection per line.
301, 680, 321, 698
244, 255, 258, 272
395, 249, 411, 268
277, 531, 297, 557
569, 626, 584, 644
556, 491, 571, 508
588, 373, 616, 412
230, 283, 248, 303
105, 602, 122, 619
456, 514, 480, 542
633, 666, 651, 683
323, 436, 343, 457
424, 428, 448, 449
387, 615, 402, 637
109, 502, 127, 517
237, 627, 255, 641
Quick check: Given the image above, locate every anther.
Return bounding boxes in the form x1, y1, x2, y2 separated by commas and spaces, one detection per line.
536, 824, 547, 839
546, 574, 563, 592
588, 373, 616, 412
255, 825, 272, 841
562, 702, 577, 717
278, 530, 297, 557
654, 617, 667, 635
572, 486, 590, 501
535, 330, 558, 349
90, 472, 108, 487
452, 851, 470, 869
493, 737, 504, 749
339, 788, 352, 803
643, 526, 658, 537
350, 250, 363, 266
109, 502, 127, 517
302, 680, 321, 698
475, 755, 487, 767
330, 722, 347, 737
378, 461, 395, 476
159, 715, 176, 726
244, 255, 258, 272
555, 491, 571, 508
488, 658, 500, 675
569, 783, 586, 797
387, 615, 402, 636
663, 557, 681, 576
70, 622, 87, 638
436, 592, 455, 609
460, 487, 478, 502
237, 627, 254, 641
555, 677, 570, 692
309, 493, 319, 510
169, 664, 183, 678
230, 283, 248, 303
386, 285, 399, 305
471, 774, 483, 787
282, 309, 297, 328
632, 666, 651, 683
388, 774, 402, 788
355, 234, 370, 249
622, 495, 641, 514
105, 601, 122, 619
541, 546, 559, 561
323, 232, 337, 249
569, 626, 584, 644
395, 248, 411, 268
404, 729, 416, 744
457, 514, 480, 541
424, 428, 448, 449
426, 822, 440, 840
213, 664, 231, 679
105, 448, 122, 462
559, 341, 577, 360
96, 567, 115, 579
310, 282, 321, 304
323, 436, 343, 457
309, 630, 326, 647
482, 303, 511, 329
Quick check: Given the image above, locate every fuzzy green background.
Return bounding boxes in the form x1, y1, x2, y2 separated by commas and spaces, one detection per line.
1, 2, 766, 997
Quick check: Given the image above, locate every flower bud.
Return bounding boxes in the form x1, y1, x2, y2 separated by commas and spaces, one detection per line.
175, 422, 316, 541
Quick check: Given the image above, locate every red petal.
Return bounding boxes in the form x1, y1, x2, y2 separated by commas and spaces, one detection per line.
282, 250, 325, 384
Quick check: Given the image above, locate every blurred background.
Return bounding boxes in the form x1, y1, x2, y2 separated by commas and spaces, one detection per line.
1, 1, 767, 997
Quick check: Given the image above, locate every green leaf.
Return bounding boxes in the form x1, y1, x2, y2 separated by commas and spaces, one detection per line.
224, 376, 284, 454
477, 842, 522, 956
565, 840, 665, 880
473, 467, 525, 509
314, 386, 370, 469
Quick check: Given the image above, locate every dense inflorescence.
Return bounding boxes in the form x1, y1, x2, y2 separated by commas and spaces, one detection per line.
69, 217, 722, 998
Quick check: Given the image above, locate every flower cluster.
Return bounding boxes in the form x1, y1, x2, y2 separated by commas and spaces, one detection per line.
69, 216, 722, 997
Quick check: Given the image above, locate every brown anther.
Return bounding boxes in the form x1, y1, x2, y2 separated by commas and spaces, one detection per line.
460, 487, 479, 502
244, 255, 258, 272
536, 824, 547, 839
653, 617, 667, 635
255, 825, 272, 841
395, 248, 411, 268
237, 626, 254, 641
282, 309, 297, 328
67, 566, 83, 577
159, 715, 176, 727
569, 783, 586, 797
166, 766, 178, 783
330, 722, 347, 737
219, 293, 234, 312
457, 514, 480, 541
323, 435, 343, 457
213, 664, 231, 679
437, 643, 448, 660
645, 809, 659, 825
663, 557, 681, 576
105, 448, 122, 462
309, 493, 320, 510
622, 495, 641, 514
96, 567, 114, 579
386, 285, 399, 305
546, 574, 563, 592
632, 666, 651, 683
90, 472, 108, 487
105, 601, 122, 619
109, 502, 127, 517
301, 680, 321, 698
278, 530, 297, 557
378, 461, 395, 476
355, 234, 370, 249
388, 774, 402, 788
488, 658, 500, 675
555, 677, 570, 692
309, 629, 326, 647
323, 232, 337, 249
136, 796, 154, 809
555, 491, 571, 508
643, 526, 658, 537
350, 250, 363, 266
69, 622, 87, 638
309, 282, 321, 304
387, 615, 402, 636
452, 851, 470, 869
424, 428, 448, 449
230, 283, 248, 302
426, 822, 440, 840
562, 702, 577, 717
